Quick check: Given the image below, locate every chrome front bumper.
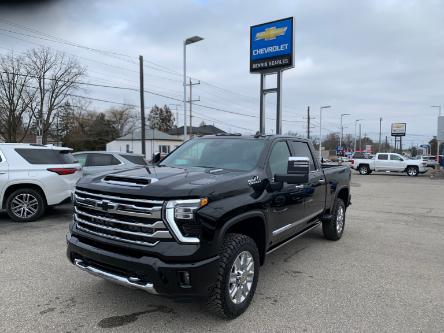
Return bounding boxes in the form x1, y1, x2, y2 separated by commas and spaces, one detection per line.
74, 258, 158, 294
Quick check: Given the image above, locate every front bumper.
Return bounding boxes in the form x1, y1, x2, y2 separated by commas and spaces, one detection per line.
67, 233, 219, 298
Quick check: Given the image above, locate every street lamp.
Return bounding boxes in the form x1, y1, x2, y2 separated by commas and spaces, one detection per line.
319, 105, 331, 161
339, 113, 350, 149
354, 119, 363, 152
431, 105, 442, 116
183, 36, 204, 141
431, 105, 442, 165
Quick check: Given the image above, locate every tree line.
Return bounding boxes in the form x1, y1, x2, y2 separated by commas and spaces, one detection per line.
0, 47, 176, 151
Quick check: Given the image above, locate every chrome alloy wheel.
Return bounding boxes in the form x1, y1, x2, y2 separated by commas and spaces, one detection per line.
336, 205, 345, 234
228, 251, 255, 304
11, 193, 39, 219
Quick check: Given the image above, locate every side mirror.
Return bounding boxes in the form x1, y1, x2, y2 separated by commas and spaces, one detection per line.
274, 157, 310, 184
152, 152, 161, 164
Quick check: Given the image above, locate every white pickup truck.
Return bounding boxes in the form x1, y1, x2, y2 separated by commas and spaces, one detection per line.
350, 153, 427, 176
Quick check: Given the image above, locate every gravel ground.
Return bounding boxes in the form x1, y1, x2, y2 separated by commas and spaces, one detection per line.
1, 173, 443, 332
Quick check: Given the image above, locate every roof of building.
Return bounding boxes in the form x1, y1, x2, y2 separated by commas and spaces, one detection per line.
168, 124, 226, 136
113, 128, 183, 141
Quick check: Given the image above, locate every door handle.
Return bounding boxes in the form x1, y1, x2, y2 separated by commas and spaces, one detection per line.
294, 184, 304, 190
318, 178, 326, 184
0, 171, 6, 174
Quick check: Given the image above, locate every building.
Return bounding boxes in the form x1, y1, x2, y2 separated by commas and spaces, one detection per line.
168, 124, 226, 136
106, 128, 183, 159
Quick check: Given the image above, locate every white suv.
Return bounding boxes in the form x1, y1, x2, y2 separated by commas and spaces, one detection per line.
0, 144, 82, 222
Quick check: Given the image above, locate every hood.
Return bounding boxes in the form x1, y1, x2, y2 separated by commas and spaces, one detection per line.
76, 166, 257, 200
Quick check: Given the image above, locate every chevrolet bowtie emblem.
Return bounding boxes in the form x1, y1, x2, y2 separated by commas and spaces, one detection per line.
97, 200, 116, 211
255, 26, 287, 41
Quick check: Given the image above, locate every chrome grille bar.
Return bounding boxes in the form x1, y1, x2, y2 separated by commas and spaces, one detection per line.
75, 189, 163, 205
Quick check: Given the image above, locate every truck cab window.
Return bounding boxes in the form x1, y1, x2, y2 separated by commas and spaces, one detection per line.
268, 141, 290, 176
378, 154, 388, 160
390, 154, 403, 161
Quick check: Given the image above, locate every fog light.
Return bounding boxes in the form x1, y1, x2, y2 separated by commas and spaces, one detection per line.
179, 271, 191, 287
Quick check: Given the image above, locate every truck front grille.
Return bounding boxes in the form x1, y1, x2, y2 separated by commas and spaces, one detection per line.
73, 189, 172, 246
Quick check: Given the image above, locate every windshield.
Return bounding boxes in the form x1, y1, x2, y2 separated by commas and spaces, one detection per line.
159, 138, 266, 171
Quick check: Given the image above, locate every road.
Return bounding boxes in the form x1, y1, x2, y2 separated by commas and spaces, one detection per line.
1, 173, 443, 332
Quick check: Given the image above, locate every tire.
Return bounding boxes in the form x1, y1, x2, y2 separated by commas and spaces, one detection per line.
6, 188, 46, 222
406, 166, 418, 177
358, 165, 370, 175
208, 233, 260, 319
322, 198, 346, 241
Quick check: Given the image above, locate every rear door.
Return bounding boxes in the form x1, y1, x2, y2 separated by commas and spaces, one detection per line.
267, 140, 306, 243
374, 153, 390, 170
289, 140, 326, 221
0, 149, 9, 200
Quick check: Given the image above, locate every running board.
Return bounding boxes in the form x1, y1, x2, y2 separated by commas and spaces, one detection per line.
266, 222, 321, 255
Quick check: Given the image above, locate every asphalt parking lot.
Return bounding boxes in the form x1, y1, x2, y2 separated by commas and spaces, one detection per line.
1, 173, 443, 332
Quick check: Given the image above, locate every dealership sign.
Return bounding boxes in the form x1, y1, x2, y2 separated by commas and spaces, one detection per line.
391, 123, 406, 137
250, 17, 294, 73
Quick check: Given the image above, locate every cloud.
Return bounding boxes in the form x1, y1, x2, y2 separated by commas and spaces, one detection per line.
0, 0, 442, 144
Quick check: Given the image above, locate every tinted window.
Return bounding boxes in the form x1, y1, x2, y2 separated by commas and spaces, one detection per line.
119, 154, 147, 165
159, 138, 266, 171
290, 141, 316, 170
378, 154, 388, 160
74, 154, 87, 167
268, 141, 291, 176
86, 153, 121, 167
15, 149, 76, 164
390, 155, 403, 161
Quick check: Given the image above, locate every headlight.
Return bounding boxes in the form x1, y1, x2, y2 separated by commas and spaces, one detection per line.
165, 198, 208, 243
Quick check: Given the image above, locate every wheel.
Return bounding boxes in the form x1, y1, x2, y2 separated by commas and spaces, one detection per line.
322, 198, 346, 241
406, 166, 418, 177
358, 165, 370, 175
6, 188, 46, 222
208, 233, 259, 319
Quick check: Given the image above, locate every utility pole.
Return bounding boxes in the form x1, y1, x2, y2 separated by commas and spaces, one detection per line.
340, 113, 350, 150
359, 123, 362, 151
378, 117, 382, 152
139, 55, 146, 157
385, 136, 388, 152
185, 79, 200, 139
307, 106, 310, 139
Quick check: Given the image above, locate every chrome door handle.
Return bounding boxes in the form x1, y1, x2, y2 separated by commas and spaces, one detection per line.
0, 171, 6, 174
295, 184, 304, 189
318, 179, 326, 184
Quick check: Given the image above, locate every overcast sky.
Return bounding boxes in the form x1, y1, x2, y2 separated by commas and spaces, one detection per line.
1, 0, 443, 146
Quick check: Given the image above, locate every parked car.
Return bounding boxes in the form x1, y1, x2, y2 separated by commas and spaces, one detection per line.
67, 135, 351, 318
415, 155, 438, 168
351, 152, 427, 176
73, 151, 147, 176
0, 144, 81, 222
351, 151, 371, 159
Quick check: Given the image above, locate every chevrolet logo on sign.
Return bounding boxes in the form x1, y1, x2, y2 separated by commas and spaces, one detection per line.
255, 26, 287, 41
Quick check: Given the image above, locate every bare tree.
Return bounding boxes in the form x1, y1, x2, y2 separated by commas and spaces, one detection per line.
26, 47, 86, 144
105, 105, 137, 137
0, 52, 36, 142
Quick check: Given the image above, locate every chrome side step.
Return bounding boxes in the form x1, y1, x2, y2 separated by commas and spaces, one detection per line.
74, 259, 158, 294
266, 222, 321, 255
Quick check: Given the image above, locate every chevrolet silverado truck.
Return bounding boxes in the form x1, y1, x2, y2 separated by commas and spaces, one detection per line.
67, 134, 351, 318
351, 152, 427, 176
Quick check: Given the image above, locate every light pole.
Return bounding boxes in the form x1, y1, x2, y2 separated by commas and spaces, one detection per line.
431, 105, 442, 165
339, 113, 350, 149
319, 105, 331, 161
354, 119, 363, 152
183, 36, 204, 142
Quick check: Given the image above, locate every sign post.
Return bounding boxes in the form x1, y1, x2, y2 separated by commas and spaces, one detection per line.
250, 17, 294, 134
391, 123, 406, 153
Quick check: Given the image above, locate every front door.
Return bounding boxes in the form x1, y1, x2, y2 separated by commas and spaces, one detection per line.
389, 154, 405, 171
289, 140, 326, 221
267, 140, 306, 243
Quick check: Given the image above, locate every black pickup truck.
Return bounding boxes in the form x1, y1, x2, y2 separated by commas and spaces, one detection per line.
67, 135, 351, 318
